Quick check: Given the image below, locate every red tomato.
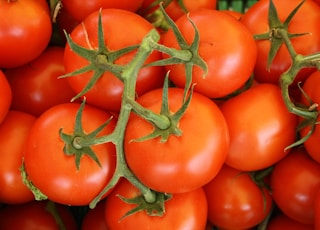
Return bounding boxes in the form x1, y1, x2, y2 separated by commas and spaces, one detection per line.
0, 200, 77, 230
299, 70, 320, 164
5, 46, 76, 117
0, 0, 52, 68
24, 103, 116, 206
161, 9, 257, 98
63, 9, 165, 112
104, 179, 208, 230
0, 70, 12, 124
81, 199, 107, 230
240, 0, 320, 84
61, 0, 144, 22
204, 165, 273, 229
0, 111, 36, 204
219, 10, 243, 20
270, 147, 320, 224
220, 83, 298, 171
266, 213, 314, 230
124, 87, 229, 194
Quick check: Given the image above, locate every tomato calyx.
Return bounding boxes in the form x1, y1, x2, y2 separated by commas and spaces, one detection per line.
59, 10, 138, 102
130, 74, 194, 143
59, 99, 113, 170
146, 3, 208, 100
254, 0, 309, 70
117, 191, 172, 220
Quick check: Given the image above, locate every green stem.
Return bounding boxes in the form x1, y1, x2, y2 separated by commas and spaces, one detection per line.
150, 41, 192, 61
90, 30, 160, 208
126, 98, 171, 130
45, 201, 66, 230
276, 28, 297, 59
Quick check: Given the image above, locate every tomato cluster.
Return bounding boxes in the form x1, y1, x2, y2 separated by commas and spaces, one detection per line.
0, 0, 320, 229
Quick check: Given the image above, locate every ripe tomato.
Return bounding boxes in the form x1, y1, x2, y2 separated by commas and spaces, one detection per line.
240, 0, 320, 84
266, 213, 314, 230
61, 0, 144, 22
161, 8, 257, 98
204, 165, 273, 229
104, 179, 208, 230
64, 9, 165, 112
5, 46, 76, 117
315, 188, 320, 229
0, 0, 52, 68
0, 70, 12, 124
0, 111, 36, 204
299, 70, 320, 164
220, 83, 298, 171
124, 87, 229, 194
270, 147, 320, 225
24, 103, 116, 206
0, 200, 77, 230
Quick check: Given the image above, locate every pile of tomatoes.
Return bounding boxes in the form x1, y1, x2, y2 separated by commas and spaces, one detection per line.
0, 0, 320, 229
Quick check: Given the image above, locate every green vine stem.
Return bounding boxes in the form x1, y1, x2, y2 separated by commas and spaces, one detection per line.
89, 29, 161, 208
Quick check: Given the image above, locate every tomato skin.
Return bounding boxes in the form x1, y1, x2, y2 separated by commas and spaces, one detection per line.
0, 200, 77, 230
162, 9, 257, 98
204, 165, 273, 229
0, 70, 12, 124
5, 47, 76, 117
24, 103, 117, 206
270, 147, 320, 225
81, 199, 107, 230
0, 111, 36, 204
64, 9, 165, 112
240, 0, 320, 84
0, 0, 52, 68
104, 179, 208, 230
124, 87, 229, 194
266, 213, 314, 230
61, 0, 144, 22
220, 83, 298, 171
299, 70, 320, 164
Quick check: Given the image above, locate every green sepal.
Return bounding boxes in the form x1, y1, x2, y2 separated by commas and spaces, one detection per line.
59, 100, 113, 171
117, 192, 172, 221
254, 0, 309, 70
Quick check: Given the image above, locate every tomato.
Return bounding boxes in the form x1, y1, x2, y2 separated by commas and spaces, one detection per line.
0, 70, 12, 124
0, 200, 77, 230
0, 0, 52, 68
266, 213, 314, 230
240, 0, 320, 84
81, 199, 107, 230
124, 87, 229, 194
104, 179, 208, 230
0, 111, 36, 204
161, 8, 257, 99
23, 103, 116, 206
63, 9, 165, 112
299, 70, 320, 164
204, 164, 273, 229
140, 0, 217, 21
5, 46, 76, 117
61, 0, 144, 22
220, 83, 298, 171
270, 147, 320, 225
